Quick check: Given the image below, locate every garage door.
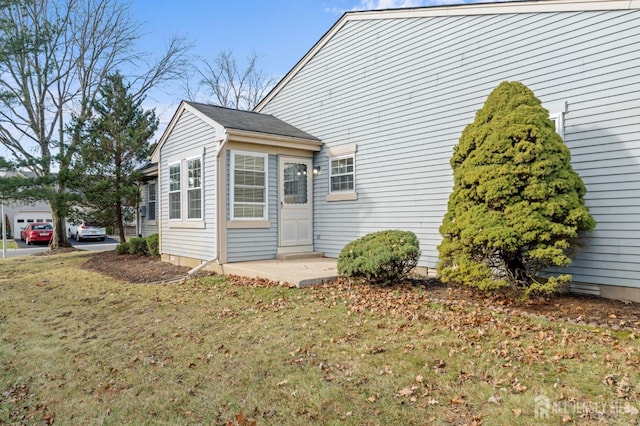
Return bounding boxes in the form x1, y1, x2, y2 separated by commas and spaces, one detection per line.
14, 212, 53, 237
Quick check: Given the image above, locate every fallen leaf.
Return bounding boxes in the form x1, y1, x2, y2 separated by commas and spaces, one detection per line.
415, 374, 424, 383
367, 396, 376, 403
276, 379, 288, 386
487, 396, 500, 405
561, 414, 572, 423
623, 403, 639, 415
512, 408, 522, 417
398, 386, 415, 397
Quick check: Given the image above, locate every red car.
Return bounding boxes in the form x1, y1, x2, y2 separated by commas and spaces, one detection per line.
20, 222, 53, 245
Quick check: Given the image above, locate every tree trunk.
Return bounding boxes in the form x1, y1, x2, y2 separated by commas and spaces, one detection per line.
116, 201, 126, 243
49, 202, 72, 249
505, 253, 527, 285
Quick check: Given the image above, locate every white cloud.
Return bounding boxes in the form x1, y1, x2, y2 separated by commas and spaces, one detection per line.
326, 0, 514, 13
357, 0, 426, 9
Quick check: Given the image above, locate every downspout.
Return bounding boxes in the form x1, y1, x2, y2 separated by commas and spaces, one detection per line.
188, 132, 229, 276
216, 132, 230, 265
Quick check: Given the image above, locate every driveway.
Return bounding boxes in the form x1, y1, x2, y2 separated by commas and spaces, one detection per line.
3, 237, 119, 259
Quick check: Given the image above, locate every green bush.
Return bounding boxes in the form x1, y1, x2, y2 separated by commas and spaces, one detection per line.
337, 230, 421, 285
115, 242, 129, 255
127, 237, 148, 255
146, 234, 159, 256
437, 81, 595, 298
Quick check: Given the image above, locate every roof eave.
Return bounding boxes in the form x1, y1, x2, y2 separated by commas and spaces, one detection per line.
226, 128, 323, 152
151, 101, 226, 163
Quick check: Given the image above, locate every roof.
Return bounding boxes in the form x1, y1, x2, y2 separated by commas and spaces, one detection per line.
151, 101, 322, 162
185, 101, 320, 141
255, 0, 640, 111
137, 162, 158, 179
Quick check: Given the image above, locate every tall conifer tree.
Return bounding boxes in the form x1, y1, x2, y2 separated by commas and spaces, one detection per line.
71, 72, 158, 243
438, 81, 595, 296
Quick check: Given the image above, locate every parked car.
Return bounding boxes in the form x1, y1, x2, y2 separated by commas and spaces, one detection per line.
67, 221, 106, 242
20, 222, 53, 245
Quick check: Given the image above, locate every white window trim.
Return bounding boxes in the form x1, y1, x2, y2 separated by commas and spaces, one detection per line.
549, 112, 565, 139
230, 150, 269, 221
168, 162, 181, 221
147, 182, 157, 224
167, 155, 205, 227
186, 155, 203, 220
326, 146, 358, 202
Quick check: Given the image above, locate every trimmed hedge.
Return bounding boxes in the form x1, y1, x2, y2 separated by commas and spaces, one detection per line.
116, 235, 159, 256
337, 230, 421, 285
146, 234, 159, 256
115, 242, 129, 255
128, 237, 148, 255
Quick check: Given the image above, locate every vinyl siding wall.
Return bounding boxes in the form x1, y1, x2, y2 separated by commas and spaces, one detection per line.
160, 110, 217, 261
261, 9, 640, 288
139, 179, 158, 237
226, 153, 279, 262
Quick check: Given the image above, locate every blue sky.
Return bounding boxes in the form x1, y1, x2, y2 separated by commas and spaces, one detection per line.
130, 0, 511, 126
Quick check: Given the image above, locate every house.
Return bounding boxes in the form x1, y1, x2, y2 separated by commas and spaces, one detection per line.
149, 102, 322, 267
136, 161, 159, 238
148, 0, 640, 301
0, 168, 53, 238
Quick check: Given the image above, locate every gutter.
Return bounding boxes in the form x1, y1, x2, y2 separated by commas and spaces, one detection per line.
188, 133, 229, 277
216, 133, 229, 264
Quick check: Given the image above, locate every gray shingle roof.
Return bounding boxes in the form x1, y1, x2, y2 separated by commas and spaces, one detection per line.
185, 101, 319, 141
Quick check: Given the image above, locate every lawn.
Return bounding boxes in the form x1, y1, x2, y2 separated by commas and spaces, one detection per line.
0, 239, 18, 250
0, 252, 638, 425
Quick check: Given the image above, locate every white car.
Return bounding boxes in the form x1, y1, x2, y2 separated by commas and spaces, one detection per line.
67, 221, 107, 242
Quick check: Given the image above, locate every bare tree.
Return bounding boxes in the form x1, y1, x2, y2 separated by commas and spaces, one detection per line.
0, 0, 190, 248
193, 50, 277, 111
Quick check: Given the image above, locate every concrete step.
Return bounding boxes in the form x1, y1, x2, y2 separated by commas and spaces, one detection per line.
276, 251, 325, 261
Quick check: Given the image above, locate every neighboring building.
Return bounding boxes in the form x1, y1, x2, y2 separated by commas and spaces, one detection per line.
137, 162, 159, 238
0, 168, 52, 238
150, 0, 640, 301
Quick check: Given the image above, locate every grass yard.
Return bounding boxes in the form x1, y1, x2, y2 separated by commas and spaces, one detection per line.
0, 239, 18, 250
0, 252, 639, 425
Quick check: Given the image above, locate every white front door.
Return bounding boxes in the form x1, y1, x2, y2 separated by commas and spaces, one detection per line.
278, 156, 313, 253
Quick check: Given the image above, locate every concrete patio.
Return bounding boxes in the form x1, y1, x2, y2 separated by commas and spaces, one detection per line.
220, 256, 338, 287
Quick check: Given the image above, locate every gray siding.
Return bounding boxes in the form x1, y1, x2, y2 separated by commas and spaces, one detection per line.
139, 179, 158, 237
226, 153, 278, 262
160, 110, 217, 261
261, 9, 640, 288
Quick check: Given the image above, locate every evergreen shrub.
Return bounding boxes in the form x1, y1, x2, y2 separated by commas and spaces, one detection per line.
146, 234, 159, 256
337, 230, 420, 285
437, 81, 595, 297
115, 242, 129, 255
128, 237, 148, 255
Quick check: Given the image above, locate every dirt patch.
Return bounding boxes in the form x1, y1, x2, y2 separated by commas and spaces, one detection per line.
81, 251, 640, 332
420, 280, 640, 332
80, 250, 192, 284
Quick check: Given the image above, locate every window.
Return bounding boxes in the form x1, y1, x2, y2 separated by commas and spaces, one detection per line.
147, 182, 157, 221
326, 144, 358, 202
330, 156, 355, 193
169, 163, 181, 219
283, 162, 308, 204
549, 112, 564, 138
187, 158, 202, 219
231, 151, 267, 220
